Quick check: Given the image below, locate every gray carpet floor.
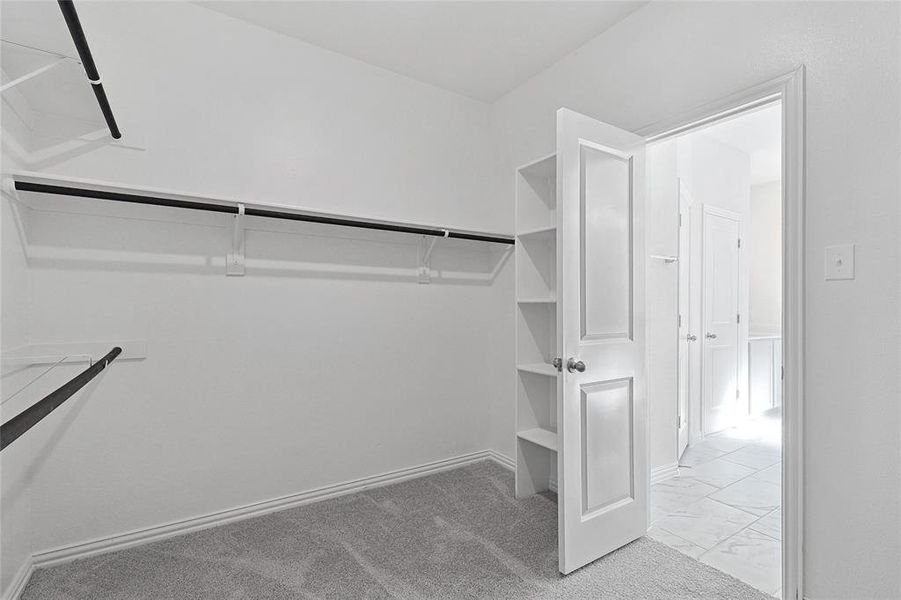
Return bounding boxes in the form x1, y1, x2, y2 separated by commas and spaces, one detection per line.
22, 460, 773, 599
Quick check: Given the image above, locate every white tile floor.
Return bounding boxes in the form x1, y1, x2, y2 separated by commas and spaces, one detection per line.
649, 409, 782, 598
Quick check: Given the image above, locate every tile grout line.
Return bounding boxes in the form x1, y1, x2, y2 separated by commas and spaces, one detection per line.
682, 439, 780, 471
675, 442, 781, 510
658, 469, 779, 520
649, 524, 710, 553
744, 507, 782, 543
654, 442, 783, 555
654, 418, 783, 597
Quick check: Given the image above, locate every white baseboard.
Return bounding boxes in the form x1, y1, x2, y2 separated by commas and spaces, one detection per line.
650, 462, 680, 484
32, 449, 510, 568
1, 557, 33, 600
492, 451, 557, 493
488, 450, 515, 471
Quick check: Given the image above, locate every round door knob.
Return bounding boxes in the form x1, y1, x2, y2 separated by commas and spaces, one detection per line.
567, 358, 586, 373
705, 332, 718, 339
686, 334, 698, 342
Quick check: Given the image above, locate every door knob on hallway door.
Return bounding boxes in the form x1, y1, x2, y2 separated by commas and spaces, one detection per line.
705, 333, 717, 339
566, 358, 586, 373
686, 334, 697, 342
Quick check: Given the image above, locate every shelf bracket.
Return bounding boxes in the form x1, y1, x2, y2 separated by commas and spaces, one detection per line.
227, 203, 245, 276
418, 231, 447, 284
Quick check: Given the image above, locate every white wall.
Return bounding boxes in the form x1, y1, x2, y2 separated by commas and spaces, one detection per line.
0, 157, 34, 597
750, 181, 783, 336
36, 1, 504, 233
646, 140, 678, 472
490, 2, 900, 598
678, 135, 751, 217
1, 0, 512, 560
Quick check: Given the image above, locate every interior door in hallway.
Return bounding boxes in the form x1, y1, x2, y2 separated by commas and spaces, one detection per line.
557, 108, 646, 574
701, 206, 741, 435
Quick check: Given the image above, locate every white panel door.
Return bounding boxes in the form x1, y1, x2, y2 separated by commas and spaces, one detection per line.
702, 207, 741, 435
556, 108, 646, 574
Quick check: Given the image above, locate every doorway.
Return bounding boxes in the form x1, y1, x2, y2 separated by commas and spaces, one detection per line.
647, 100, 785, 597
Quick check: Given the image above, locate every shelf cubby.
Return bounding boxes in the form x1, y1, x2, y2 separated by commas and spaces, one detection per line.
516, 234, 556, 301
517, 428, 557, 452
517, 225, 556, 243
516, 363, 557, 377
515, 155, 556, 233
516, 301, 555, 366
516, 297, 556, 304
514, 153, 559, 499
516, 370, 556, 431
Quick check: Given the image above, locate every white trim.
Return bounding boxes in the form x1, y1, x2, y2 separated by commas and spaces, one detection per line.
1, 557, 33, 600
781, 66, 805, 600
640, 67, 805, 600
701, 205, 742, 221
636, 71, 796, 140
32, 450, 509, 568
488, 450, 516, 471
650, 462, 679, 485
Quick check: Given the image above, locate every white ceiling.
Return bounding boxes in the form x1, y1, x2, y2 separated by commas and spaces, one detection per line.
194, 1, 647, 103
699, 103, 782, 185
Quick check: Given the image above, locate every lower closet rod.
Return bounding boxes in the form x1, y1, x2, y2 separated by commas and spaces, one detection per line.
13, 181, 514, 245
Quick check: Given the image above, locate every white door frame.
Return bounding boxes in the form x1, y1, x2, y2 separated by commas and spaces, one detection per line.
638, 67, 805, 600
676, 180, 692, 455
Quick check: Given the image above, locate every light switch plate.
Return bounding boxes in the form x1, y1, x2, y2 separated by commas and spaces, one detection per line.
825, 244, 855, 280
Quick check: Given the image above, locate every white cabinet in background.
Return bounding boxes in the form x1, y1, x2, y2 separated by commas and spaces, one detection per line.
748, 336, 782, 414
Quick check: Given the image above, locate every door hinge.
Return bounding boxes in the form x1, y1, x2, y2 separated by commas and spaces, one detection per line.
736, 389, 740, 399
737, 313, 741, 324
781, 366, 785, 380
737, 238, 742, 248
678, 314, 682, 328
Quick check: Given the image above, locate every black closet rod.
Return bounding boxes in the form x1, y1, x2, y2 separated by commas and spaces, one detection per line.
57, 0, 122, 139
13, 181, 515, 245
0, 347, 122, 452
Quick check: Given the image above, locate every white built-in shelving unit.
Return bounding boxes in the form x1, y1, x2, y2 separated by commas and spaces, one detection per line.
514, 153, 560, 498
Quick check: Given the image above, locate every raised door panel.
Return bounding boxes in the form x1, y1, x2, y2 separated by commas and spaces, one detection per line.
580, 146, 633, 342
